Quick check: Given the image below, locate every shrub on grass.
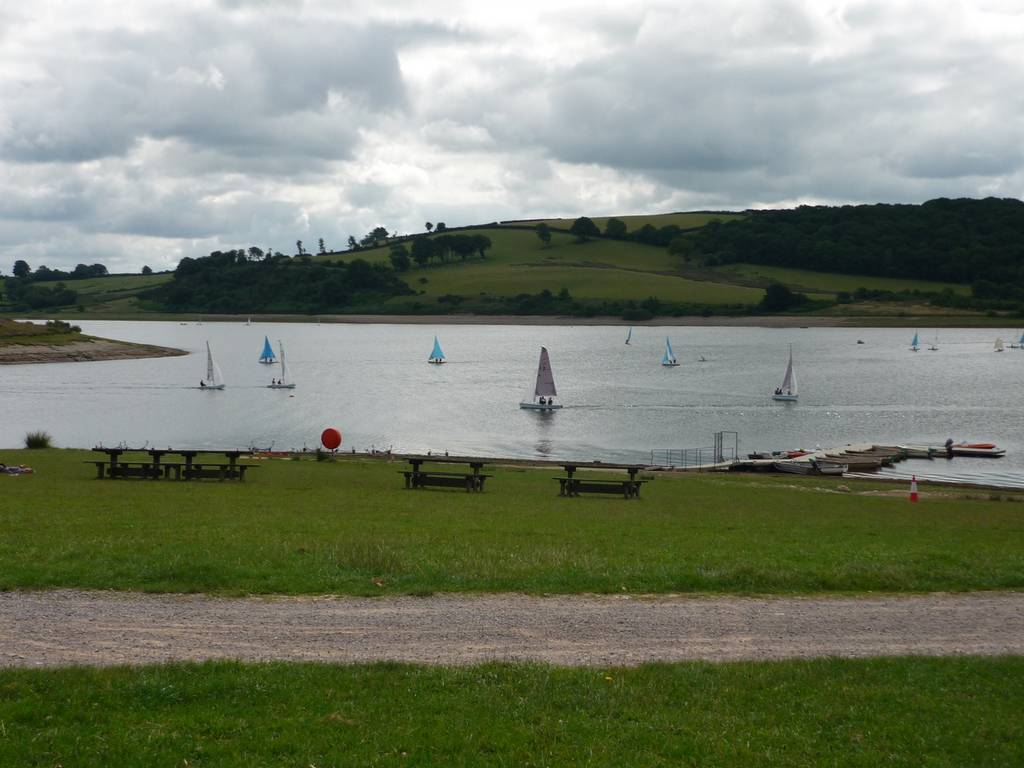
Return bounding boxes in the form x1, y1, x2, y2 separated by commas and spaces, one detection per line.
24, 430, 52, 449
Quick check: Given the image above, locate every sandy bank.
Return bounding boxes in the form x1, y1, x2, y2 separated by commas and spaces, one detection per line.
0, 336, 187, 365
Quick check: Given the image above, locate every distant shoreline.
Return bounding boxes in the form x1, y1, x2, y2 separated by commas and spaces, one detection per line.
0, 336, 187, 365
39, 312, 1014, 328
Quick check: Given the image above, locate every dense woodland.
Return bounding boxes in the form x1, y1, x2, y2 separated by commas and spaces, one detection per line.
143, 250, 411, 313
688, 198, 1024, 295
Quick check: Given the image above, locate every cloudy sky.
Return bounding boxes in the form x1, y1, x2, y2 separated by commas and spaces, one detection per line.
2, 0, 1023, 273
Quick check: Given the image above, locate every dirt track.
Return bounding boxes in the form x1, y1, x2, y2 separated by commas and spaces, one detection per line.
2, 591, 1022, 668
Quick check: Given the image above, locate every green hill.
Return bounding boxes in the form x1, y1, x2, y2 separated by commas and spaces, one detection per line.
4, 200, 1020, 320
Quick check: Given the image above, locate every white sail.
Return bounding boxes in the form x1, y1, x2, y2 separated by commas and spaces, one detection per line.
268, 340, 296, 388
534, 346, 557, 397
773, 345, 797, 399
995, 337, 1005, 352
200, 342, 225, 389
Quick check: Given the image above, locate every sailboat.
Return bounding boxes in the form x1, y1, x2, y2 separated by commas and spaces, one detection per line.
772, 345, 798, 401
910, 332, 920, 352
428, 336, 446, 364
197, 342, 225, 390
928, 332, 938, 351
267, 340, 296, 389
625, 327, 632, 345
519, 347, 562, 410
1011, 331, 1022, 349
661, 337, 680, 367
259, 335, 277, 364
994, 337, 1005, 352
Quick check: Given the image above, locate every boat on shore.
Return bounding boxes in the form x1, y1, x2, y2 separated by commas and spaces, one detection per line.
949, 442, 1006, 458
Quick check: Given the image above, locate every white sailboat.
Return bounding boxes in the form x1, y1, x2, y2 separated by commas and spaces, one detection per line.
994, 337, 1005, 352
1011, 331, 1022, 349
661, 337, 680, 367
625, 327, 632, 345
928, 332, 938, 351
772, 345, 798, 401
428, 336, 446, 364
910, 331, 920, 352
519, 347, 562, 410
267, 340, 296, 389
197, 341, 225, 390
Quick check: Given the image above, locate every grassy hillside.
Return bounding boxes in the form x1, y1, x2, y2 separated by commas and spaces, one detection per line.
1, 203, 1007, 319
501, 211, 746, 231
356, 229, 774, 310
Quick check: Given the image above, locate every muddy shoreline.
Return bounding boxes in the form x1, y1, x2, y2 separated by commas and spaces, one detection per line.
0, 337, 187, 365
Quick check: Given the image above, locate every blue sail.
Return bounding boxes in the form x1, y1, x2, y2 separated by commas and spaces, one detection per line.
260, 335, 276, 362
911, 332, 919, 349
662, 337, 677, 364
429, 336, 445, 361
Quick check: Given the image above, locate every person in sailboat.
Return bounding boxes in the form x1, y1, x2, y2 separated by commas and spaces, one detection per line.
539, 397, 546, 405
200, 380, 205, 388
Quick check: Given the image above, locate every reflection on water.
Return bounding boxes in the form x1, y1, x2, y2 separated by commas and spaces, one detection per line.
0, 321, 1022, 481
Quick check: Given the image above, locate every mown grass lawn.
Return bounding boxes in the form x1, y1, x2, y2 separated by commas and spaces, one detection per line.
2, 449, 1023, 596
0, 657, 1021, 767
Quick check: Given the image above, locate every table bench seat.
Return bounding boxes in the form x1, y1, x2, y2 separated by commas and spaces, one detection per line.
401, 470, 490, 492
556, 477, 645, 499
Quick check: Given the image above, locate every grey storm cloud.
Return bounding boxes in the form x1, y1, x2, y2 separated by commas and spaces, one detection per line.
1, 1, 1023, 273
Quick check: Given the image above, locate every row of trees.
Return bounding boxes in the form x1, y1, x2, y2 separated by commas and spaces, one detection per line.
11, 260, 109, 281
388, 233, 492, 272
687, 197, 1024, 285
146, 248, 412, 313
535, 217, 690, 249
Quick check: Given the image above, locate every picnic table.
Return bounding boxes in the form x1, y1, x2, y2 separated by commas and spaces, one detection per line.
398, 454, 491, 492
555, 462, 647, 499
90, 448, 254, 481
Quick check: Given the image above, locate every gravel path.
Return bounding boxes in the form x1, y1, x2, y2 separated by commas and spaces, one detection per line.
2, 591, 1022, 668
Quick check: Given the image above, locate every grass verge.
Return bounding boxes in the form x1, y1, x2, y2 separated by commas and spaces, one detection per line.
2, 449, 1023, 596
0, 657, 1021, 766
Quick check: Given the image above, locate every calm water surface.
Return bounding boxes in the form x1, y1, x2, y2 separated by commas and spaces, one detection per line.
2, 321, 1022, 481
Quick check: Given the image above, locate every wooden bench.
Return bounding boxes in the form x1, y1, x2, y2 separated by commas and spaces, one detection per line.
556, 477, 645, 498
397, 455, 490, 493
183, 463, 252, 481
87, 460, 185, 480
90, 447, 254, 482
401, 470, 490, 492
556, 462, 648, 499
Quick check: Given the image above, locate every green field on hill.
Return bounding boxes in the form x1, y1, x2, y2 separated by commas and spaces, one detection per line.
3, 449, 1023, 596
502, 211, 746, 231
711, 264, 970, 296
2, 657, 1020, 767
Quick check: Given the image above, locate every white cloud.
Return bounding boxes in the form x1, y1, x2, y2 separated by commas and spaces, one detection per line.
1, 0, 1023, 272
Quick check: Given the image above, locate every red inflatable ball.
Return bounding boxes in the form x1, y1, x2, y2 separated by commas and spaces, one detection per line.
320, 427, 342, 450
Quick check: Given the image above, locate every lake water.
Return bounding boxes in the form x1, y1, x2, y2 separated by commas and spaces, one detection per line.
2, 320, 1022, 484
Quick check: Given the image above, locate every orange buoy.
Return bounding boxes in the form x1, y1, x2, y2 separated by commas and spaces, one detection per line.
909, 475, 919, 503
320, 428, 342, 450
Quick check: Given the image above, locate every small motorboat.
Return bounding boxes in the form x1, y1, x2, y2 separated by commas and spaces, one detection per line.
948, 442, 1006, 458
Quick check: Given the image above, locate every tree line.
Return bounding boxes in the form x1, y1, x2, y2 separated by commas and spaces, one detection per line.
143, 249, 412, 314
684, 197, 1024, 290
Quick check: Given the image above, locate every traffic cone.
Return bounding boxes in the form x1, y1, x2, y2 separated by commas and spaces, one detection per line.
909, 475, 919, 503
